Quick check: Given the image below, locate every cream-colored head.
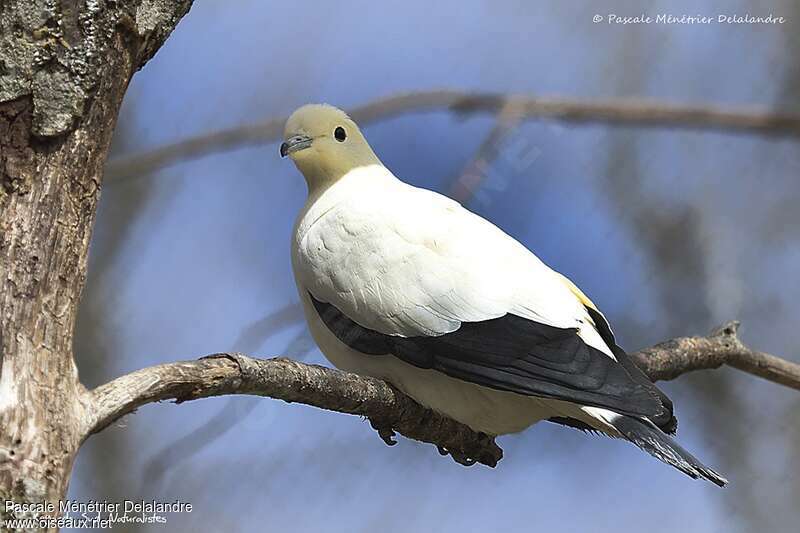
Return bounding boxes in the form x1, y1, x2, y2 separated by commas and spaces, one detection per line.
281, 104, 382, 192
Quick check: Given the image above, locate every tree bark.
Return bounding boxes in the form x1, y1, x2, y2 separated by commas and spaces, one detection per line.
0, 0, 193, 528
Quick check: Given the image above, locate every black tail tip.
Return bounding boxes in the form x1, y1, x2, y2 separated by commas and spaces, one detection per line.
689, 464, 728, 488
611, 415, 728, 487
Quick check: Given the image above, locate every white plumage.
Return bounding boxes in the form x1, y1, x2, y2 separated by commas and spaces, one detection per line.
292, 164, 611, 435
294, 164, 610, 352
280, 103, 726, 485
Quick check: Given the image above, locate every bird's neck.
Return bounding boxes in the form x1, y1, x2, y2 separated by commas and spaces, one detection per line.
302, 163, 395, 202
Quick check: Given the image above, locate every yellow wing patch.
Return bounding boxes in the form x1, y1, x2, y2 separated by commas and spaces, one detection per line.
554, 272, 616, 343
556, 272, 619, 354
555, 272, 600, 314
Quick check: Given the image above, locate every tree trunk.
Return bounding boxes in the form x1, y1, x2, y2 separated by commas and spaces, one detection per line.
0, 1, 192, 528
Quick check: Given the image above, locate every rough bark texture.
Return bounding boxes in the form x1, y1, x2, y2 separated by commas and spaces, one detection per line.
88, 355, 504, 468
631, 321, 800, 389
0, 1, 193, 529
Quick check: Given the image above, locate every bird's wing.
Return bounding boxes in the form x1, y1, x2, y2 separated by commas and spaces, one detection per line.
295, 176, 588, 338
554, 270, 676, 430
294, 178, 669, 419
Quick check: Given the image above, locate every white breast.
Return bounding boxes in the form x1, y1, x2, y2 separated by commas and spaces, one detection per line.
292, 165, 612, 355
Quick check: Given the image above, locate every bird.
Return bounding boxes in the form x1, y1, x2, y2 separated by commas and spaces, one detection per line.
280, 103, 727, 486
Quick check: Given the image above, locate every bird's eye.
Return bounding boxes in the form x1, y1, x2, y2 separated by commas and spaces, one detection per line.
334, 126, 347, 142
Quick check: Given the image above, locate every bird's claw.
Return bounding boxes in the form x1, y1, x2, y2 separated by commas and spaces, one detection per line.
369, 419, 479, 465
437, 445, 478, 466
370, 419, 397, 446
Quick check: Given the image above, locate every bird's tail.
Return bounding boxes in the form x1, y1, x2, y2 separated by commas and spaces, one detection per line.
610, 415, 728, 487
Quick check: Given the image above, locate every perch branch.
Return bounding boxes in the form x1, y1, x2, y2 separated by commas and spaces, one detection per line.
105, 90, 800, 180
86, 355, 502, 467
85, 321, 800, 468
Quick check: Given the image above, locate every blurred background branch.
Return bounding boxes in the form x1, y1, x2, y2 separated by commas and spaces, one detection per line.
104, 90, 800, 181
448, 100, 527, 203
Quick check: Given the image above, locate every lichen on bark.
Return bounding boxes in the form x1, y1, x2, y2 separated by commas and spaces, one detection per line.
0, 0, 193, 138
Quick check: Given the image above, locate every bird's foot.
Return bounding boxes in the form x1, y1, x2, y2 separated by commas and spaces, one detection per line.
437, 445, 478, 467
369, 419, 397, 446
370, 419, 492, 467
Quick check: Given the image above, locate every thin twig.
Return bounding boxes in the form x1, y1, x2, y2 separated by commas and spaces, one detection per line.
448, 100, 527, 203
105, 90, 800, 180
85, 321, 799, 468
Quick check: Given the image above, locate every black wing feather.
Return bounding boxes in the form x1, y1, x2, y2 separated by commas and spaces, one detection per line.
311, 294, 670, 420
583, 306, 676, 433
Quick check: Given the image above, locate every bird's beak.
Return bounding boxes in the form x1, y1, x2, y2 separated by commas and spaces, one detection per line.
280, 134, 313, 158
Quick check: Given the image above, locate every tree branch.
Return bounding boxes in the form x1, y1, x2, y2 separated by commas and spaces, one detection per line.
631, 321, 800, 390
84, 321, 799, 468
105, 90, 800, 180
86, 355, 503, 467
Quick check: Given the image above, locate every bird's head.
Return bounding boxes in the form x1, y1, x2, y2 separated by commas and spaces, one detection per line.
281, 104, 382, 190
